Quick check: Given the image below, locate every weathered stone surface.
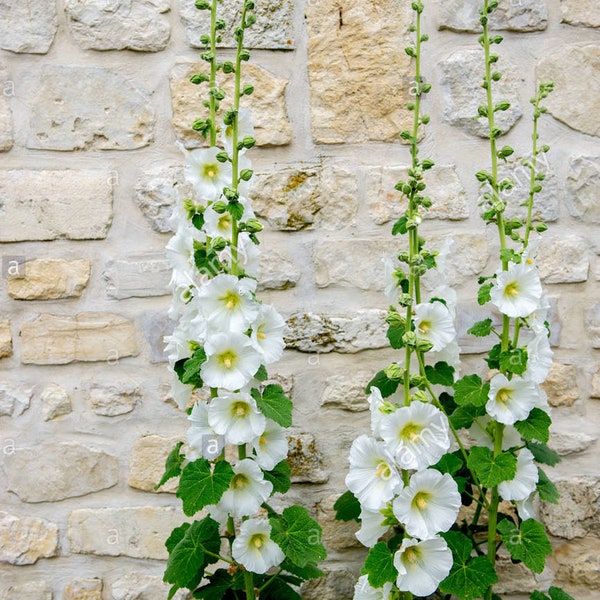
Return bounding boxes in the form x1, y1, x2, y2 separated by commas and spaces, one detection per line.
287, 432, 328, 483
566, 156, 600, 223
541, 477, 600, 539
317, 494, 361, 550
180, 0, 294, 49
586, 304, 600, 349
0, 64, 12, 151
89, 384, 141, 417
301, 568, 355, 600
5, 442, 119, 502
0, 319, 12, 359
554, 538, 600, 589
285, 310, 387, 354
64, 578, 103, 600
495, 554, 539, 595
550, 432, 597, 456
561, 0, 600, 28
538, 236, 589, 283
439, 0, 548, 32
41, 384, 72, 421
0, 582, 53, 600
112, 572, 189, 600
366, 165, 468, 225
68, 506, 184, 559
170, 62, 291, 148
28, 66, 154, 150
129, 435, 181, 493
8, 259, 90, 300
21, 313, 138, 365
0, 383, 33, 417
306, 0, 412, 144
104, 254, 170, 299
65, 0, 170, 51
0, 170, 113, 242
0, 512, 58, 565
542, 362, 579, 407
0, 0, 57, 53
321, 372, 371, 412
537, 45, 600, 137
592, 367, 600, 398
257, 250, 300, 290
252, 166, 357, 230
440, 48, 522, 137
143, 311, 173, 364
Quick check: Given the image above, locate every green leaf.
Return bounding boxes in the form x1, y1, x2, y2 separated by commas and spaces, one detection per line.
498, 518, 552, 573
392, 216, 408, 235
440, 555, 498, 600
433, 451, 464, 476
424, 361, 455, 386
549, 587, 576, 600
333, 490, 361, 522
537, 467, 559, 504
261, 578, 302, 600
478, 282, 493, 305
193, 570, 233, 599
226, 201, 244, 221
500, 248, 520, 263
467, 447, 517, 487
166, 522, 190, 554
453, 374, 489, 407
254, 364, 268, 382
177, 459, 234, 516
255, 384, 293, 427
386, 323, 406, 349
499, 347, 528, 375
263, 460, 291, 494
485, 343, 502, 370
155, 441, 185, 490
270, 506, 326, 568
526, 441, 561, 466
442, 530, 473, 564
362, 542, 397, 588
366, 370, 400, 398
281, 559, 324, 581
467, 318, 494, 337
514, 408, 551, 443
530, 592, 549, 600
181, 348, 207, 387
450, 403, 486, 430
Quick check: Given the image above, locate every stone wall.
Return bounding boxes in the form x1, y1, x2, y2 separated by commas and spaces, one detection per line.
0, 1, 599, 598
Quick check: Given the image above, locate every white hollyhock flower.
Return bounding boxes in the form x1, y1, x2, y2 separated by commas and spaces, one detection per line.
490, 263, 543, 318
382, 256, 403, 304
353, 575, 393, 600
414, 302, 456, 352
356, 508, 388, 548
182, 146, 232, 202
498, 448, 538, 501
345, 435, 402, 511
165, 225, 202, 282
529, 293, 551, 336
392, 469, 461, 540
222, 108, 255, 156
250, 304, 286, 365
164, 323, 194, 368
208, 391, 266, 445
169, 377, 195, 411
469, 415, 521, 451
232, 518, 284, 574
516, 492, 536, 521
367, 386, 386, 437
202, 332, 262, 391
203, 198, 255, 240
219, 458, 273, 518
252, 419, 288, 470
380, 402, 451, 470
187, 401, 225, 460
526, 331, 553, 384
393, 536, 453, 597
486, 373, 539, 426
221, 231, 260, 278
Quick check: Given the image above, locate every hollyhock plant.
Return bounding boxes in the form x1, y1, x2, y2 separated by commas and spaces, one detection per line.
219, 458, 273, 518
232, 518, 285, 574
486, 372, 539, 425
414, 301, 456, 352
490, 262, 543, 318
207, 391, 266, 445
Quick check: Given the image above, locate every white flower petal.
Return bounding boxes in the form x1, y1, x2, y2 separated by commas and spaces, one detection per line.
232, 518, 284, 574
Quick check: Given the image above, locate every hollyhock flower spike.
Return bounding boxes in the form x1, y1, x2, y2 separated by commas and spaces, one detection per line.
182, 146, 233, 202
490, 262, 543, 318
207, 391, 266, 445
414, 301, 456, 352
232, 518, 284, 574
219, 458, 273, 518
486, 373, 539, 426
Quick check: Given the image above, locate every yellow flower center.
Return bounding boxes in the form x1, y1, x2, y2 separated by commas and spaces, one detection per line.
259, 434, 267, 447
496, 389, 511, 407
504, 281, 520, 297
218, 214, 232, 231
232, 473, 249, 489
203, 163, 218, 179
418, 320, 431, 334
218, 350, 236, 370
403, 546, 421, 565
222, 290, 241, 311
257, 325, 267, 340
374, 461, 391, 480
232, 401, 250, 418
412, 490, 431, 511
400, 422, 423, 443
250, 533, 265, 549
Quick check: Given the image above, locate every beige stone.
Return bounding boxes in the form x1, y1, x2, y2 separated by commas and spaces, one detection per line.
306, 0, 413, 144
287, 432, 328, 483
537, 45, 600, 137
301, 568, 355, 600
553, 538, 600, 589
539, 236, 589, 283
0, 64, 12, 151
0, 512, 58, 565
64, 579, 103, 600
321, 372, 371, 412
495, 554, 539, 595
21, 313, 138, 365
104, 254, 171, 299
128, 435, 182, 493
0, 582, 53, 600
587, 304, 600, 348
112, 571, 190, 600
257, 250, 300, 290
0, 319, 12, 358
0, 170, 113, 242
541, 363, 579, 407
0, 0, 57, 53
7, 259, 90, 300
0, 382, 33, 417
561, 0, 600, 28
170, 62, 291, 148
89, 384, 141, 417
317, 494, 361, 551
41, 384, 72, 421
592, 367, 600, 398
550, 432, 597, 456
566, 156, 600, 223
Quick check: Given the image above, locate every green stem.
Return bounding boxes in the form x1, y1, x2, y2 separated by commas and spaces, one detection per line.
244, 570, 255, 599
209, 0, 218, 147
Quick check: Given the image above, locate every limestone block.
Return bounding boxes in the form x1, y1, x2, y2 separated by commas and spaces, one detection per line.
0, 383, 33, 417
89, 384, 141, 417
0, 582, 53, 600
494, 554, 539, 595
0, 512, 58, 565
179, 0, 294, 49
287, 432, 328, 483
440, 48, 522, 138
257, 250, 300, 290
537, 45, 600, 137
143, 311, 173, 364
538, 236, 589, 283
321, 372, 371, 412
586, 304, 600, 348
64, 579, 103, 600
541, 362, 579, 407
128, 435, 181, 493
0, 64, 13, 151
439, 0, 548, 32
566, 156, 600, 223
0, 170, 113, 242
251, 165, 358, 230
284, 310, 388, 354
317, 494, 361, 551
112, 572, 190, 600
27, 66, 154, 150
553, 538, 600, 589
104, 255, 171, 299
301, 569, 355, 600
0, 319, 12, 358
8, 259, 90, 300
65, 0, 170, 51
21, 313, 138, 365
560, 0, 600, 28
592, 367, 600, 398
68, 506, 185, 559
0, 0, 57, 53
5, 442, 119, 503
366, 165, 468, 226
41, 384, 72, 421
550, 432, 597, 456
170, 62, 291, 148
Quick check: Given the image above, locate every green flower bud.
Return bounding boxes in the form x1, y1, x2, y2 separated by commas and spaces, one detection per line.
211, 237, 227, 251
215, 19, 226, 30
190, 72, 209, 84
195, 0, 210, 9
216, 151, 230, 163
245, 218, 263, 233
402, 331, 418, 348
386, 310, 405, 327
398, 293, 413, 307
242, 84, 255, 96
242, 136, 256, 149
222, 61, 235, 74
212, 201, 227, 214
240, 50, 251, 62
199, 34, 210, 45
411, 389, 430, 403
384, 363, 405, 381
240, 168, 254, 181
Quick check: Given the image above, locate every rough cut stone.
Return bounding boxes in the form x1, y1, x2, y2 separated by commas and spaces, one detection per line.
128, 435, 181, 493
285, 310, 388, 354
257, 250, 300, 290
494, 554, 539, 595
366, 165, 468, 225
0, 64, 12, 151
586, 304, 600, 348
8, 259, 90, 300
0, 383, 33, 417
0, 170, 113, 242
21, 313, 138, 365
538, 236, 589, 283
537, 45, 600, 137
301, 569, 355, 600
68, 506, 185, 560
65, 0, 170, 51
180, 0, 294, 49
64, 579, 103, 600
112, 572, 189, 600
592, 368, 600, 398
440, 48, 522, 138
0, 0, 57, 53
89, 384, 141, 417
104, 254, 170, 299
321, 372, 371, 412
541, 362, 579, 407
550, 432, 597, 456
306, 0, 413, 144
251, 165, 357, 230
287, 432, 328, 483
5, 442, 119, 503
439, 0, 548, 32
0, 582, 53, 600
28, 66, 155, 150
170, 62, 291, 148
553, 538, 600, 589
0, 512, 58, 565
566, 156, 600, 223
41, 384, 72, 421
560, 0, 600, 28
317, 494, 361, 550
0, 319, 12, 358
143, 311, 173, 364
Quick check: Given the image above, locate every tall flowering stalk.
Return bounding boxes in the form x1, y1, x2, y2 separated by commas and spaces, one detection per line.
337, 2, 573, 600
160, 2, 325, 598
